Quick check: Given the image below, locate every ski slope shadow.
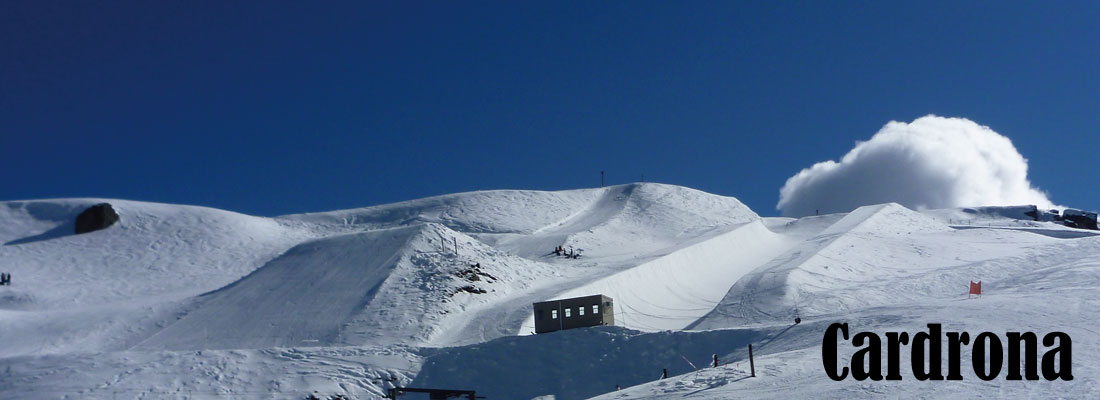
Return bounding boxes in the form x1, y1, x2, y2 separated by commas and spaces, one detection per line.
4, 222, 76, 246
2, 201, 88, 246
414, 326, 774, 400
132, 226, 423, 351
953, 225, 1100, 239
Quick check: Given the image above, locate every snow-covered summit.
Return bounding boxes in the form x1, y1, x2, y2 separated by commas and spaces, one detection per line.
281, 183, 758, 234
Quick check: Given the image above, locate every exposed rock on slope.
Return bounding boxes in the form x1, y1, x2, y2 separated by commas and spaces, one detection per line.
74, 203, 119, 234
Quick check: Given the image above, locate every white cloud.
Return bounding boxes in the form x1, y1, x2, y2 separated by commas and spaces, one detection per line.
777, 115, 1053, 217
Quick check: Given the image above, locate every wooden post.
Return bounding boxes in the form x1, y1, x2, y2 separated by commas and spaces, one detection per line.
453, 237, 458, 255
748, 344, 756, 377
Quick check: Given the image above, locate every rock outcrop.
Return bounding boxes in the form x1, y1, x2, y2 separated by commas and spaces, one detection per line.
75, 203, 119, 234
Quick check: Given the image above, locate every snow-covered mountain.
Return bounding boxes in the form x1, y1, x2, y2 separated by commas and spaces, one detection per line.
1, 183, 1097, 399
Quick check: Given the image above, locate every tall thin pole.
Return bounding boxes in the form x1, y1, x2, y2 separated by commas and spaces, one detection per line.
748, 344, 756, 377
601, 170, 605, 187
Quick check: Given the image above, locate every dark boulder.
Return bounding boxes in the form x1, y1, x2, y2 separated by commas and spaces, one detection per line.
75, 203, 120, 234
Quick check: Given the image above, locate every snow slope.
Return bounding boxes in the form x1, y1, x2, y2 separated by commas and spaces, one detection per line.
2, 185, 1099, 399
136, 223, 557, 350
0, 199, 314, 308
594, 237, 1100, 398
604, 205, 1100, 399
691, 203, 1043, 328
523, 220, 795, 332
0, 199, 316, 358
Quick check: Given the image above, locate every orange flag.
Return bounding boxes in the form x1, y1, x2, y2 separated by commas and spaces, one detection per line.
969, 280, 982, 296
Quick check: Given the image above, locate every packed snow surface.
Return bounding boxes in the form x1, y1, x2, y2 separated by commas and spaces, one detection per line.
1, 184, 1097, 399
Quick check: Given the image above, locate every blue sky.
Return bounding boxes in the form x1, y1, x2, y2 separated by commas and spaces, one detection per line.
3, 1, 1098, 216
